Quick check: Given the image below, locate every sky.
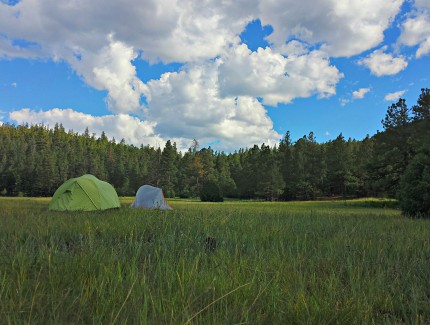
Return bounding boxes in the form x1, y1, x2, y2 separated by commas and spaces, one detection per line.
0, 0, 429, 152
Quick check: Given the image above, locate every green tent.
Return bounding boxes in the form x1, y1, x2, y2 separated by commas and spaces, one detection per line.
49, 174, 120, 211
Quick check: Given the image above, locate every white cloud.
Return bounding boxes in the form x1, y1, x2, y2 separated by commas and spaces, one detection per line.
384, 90, 406, 101
0, 0, 399, 113
278, 40, 309, 57
0, 0, 254, 116
69, 36, 148, 114
142, 44, 341, 150
219, 44, 343, 106
11, 82, 17, 87
259, 0, 403, 57
352, 88, 371, 99
145, 59, 281, 151
0, 0, 410, 151
8, 104, 281, 152
358, 47, 408, 76
0, 0, 403, 61
398, 10, 430, 58
0, 0, 254, 63
8, 108, 165, 148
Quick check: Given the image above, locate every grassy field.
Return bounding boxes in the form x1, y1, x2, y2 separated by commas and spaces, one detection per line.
0, 197, 429, 324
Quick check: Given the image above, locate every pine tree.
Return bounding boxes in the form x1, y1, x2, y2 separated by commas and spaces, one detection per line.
412, 88, 430, 121
160, 140, 178, 197
255, 144, 285, 200
324, 134, 354, 197
382, 98, 410, 130
215, 153, 236, 197
278, 131, 294, 199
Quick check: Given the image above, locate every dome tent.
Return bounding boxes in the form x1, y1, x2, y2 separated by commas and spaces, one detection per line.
49, 174, 120, 211
131, 185, 172, 210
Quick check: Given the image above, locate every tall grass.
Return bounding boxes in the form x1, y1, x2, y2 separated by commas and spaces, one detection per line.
0, 197, 429, 324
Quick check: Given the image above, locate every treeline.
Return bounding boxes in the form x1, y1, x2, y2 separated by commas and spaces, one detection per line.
0, 89, 429, 213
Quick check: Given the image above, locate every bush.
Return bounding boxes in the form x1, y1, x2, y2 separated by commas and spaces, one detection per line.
200, 181, 223, 202
399, 153, 430, 217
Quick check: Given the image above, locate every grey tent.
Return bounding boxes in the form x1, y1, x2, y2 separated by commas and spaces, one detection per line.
130, 185, 172, 210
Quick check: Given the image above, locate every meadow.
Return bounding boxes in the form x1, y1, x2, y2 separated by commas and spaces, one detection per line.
1, 197, 429, 324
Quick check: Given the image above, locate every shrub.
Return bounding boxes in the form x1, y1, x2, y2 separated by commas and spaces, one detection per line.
399, 153, 430, 217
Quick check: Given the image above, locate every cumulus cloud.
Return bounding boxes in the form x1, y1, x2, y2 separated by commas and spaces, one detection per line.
0, 0, 254, 63
69, 36, 148, 114
398, 6, 430, 58
358, 47, 408, 76
0, 0, 401, 105
0, 0, 410, 151
384, 90, 406, 101
145, 59, 281, 150
259, 0, 403, 57
352, 88, 371, 99
8, 108, 165, 148
142, 43, 341, 149
219, 44, 343, 105
0, 0, 254, 116
8, 105, 281, 152
278, 40, 309, 57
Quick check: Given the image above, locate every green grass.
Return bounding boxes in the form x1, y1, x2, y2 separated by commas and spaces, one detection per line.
0, 197, 429, 324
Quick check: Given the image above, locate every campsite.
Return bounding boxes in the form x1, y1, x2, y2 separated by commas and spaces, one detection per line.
2, 1, 430, 324
1, 197, 430, 324
1, 90, 430, 323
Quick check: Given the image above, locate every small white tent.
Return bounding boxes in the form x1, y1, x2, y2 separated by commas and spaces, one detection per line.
130, 185, 172, 210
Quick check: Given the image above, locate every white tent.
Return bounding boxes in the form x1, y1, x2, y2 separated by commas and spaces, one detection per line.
130, 185, 172, 210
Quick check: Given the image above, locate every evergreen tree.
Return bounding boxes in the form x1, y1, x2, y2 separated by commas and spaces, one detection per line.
160, 140, 178, 197
255, 144, 285, 201
278, 131, 295, 199
353, 135, 374, 196
324, 134, 354, 197
147, 147, 162, 187
288, 133, 325, 199
412, 88, 430, 121
215, 153, 236, 197
399, 152, 430, 216
176, 150, 195, 197
237, 145, 260, 198
1, 87, 427, 203
382, 98, 410, 130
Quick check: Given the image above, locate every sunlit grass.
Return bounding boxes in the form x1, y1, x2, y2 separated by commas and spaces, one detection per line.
0, 197, 429, 324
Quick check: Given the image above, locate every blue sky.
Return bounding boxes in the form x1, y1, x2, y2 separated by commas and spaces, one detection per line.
0, 0, 429, 151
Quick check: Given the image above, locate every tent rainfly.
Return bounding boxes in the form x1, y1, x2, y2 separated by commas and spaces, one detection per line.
49, 174, 121, 211
130, 185, 172, 210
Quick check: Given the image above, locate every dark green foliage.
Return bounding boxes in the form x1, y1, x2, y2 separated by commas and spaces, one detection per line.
373, 91, 430, 216
283, 133, 324, 200
382, 98, 411, 130
160, 140, 178, 197
200, 180, 224, 202
0, 88, 428, 206
0, 124, 153, 197
399, 153, 430, 217
412, 88, 430, 121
